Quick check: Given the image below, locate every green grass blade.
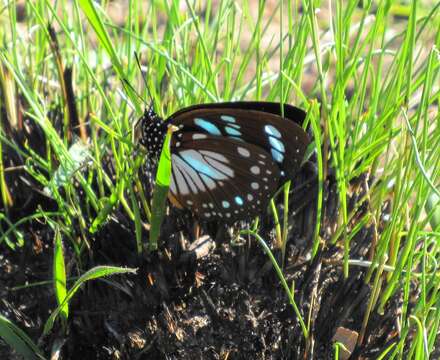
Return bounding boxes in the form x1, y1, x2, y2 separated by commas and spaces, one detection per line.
241, 230, 309, 339
426, 193, 440, 230
0, 314, 46, 360
308, 101, 323, 257
149, 125, 175, 251
78, 0, 141, 113
53, 227, 68, 321
43, 265, 137, 336
89, 183, 123, 234
44, 141, 90, 198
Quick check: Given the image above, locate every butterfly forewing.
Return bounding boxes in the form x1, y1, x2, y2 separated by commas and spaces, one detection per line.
169, 134, 281, 221
169, 101, 307, 126
169, 105, 308, 182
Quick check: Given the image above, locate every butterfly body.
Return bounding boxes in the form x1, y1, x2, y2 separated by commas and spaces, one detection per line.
139, 102, 310, 222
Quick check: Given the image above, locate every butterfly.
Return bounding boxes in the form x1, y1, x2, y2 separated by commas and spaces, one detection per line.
138, 102, 310, 222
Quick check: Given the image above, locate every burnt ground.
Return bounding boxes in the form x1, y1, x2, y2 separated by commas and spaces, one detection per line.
0, 137, 405, 359
2, 3, 434, 357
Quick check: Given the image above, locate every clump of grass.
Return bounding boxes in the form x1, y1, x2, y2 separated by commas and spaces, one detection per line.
0, 0, 439, 358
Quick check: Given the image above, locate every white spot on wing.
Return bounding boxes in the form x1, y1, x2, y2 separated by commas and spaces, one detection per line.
250, 166, 260, 175
172, 165, 190, 195
173, 154, 206, 193
193, 133, 208, 140
237, 147, 250, 158
199, 150, 229, 163
180, 149, 228, 180
200, 173, 217, 190
204, 156, 234, 177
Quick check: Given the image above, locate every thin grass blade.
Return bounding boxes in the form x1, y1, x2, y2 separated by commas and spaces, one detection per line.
43, 265, 137, 336
149, 125, 176, 251
0, 314, 46, 360
53, 227, 68, 321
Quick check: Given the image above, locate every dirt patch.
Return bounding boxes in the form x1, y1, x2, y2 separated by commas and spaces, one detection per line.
0, 159, 405, 359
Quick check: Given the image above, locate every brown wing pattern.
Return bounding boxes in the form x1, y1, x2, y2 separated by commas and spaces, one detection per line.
169, 106, 309, 182
169, 134, 281, 221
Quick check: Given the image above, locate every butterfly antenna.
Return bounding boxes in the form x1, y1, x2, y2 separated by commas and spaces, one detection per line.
134, 51, 155, 112
119, 78, 149, 141
122, 78, 147, 107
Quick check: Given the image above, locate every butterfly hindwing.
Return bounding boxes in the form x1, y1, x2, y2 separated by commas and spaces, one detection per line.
169, 133, 281, 221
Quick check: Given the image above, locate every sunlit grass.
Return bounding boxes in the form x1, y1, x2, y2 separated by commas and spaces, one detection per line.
0, 0, 439, 358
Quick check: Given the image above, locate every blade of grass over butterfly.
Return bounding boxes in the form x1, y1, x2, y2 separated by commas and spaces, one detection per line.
149, 126, 176, 251
0, 314, 46, 360
53, 227, 69, 322
43, 265, 137, 336
78, 0, 141, 113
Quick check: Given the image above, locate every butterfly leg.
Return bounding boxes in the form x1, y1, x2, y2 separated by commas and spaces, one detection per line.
193, 220, 201, 241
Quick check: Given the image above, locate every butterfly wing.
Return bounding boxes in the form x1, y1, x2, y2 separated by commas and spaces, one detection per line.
168, 103, 309, 182
170, 101, 307, 126
169, 133, 281, 221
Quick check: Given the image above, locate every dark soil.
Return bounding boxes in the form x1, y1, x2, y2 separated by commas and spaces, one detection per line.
0, 143, 404, 359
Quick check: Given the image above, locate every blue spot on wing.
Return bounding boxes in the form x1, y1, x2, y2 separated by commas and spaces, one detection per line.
194, 118, 221, 135
265, 125, 281, 138
235, 196, 244, 205
221, 115, 236, 123
222, 201, 230, 208
269, 136, 285, 153
225, 126, 242, 136
271, 149, 284, 163
231, 136, 244, 142
180, 150, 225, 180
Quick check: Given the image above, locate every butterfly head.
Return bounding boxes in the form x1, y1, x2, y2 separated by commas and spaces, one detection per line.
137, 106, 168, 159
